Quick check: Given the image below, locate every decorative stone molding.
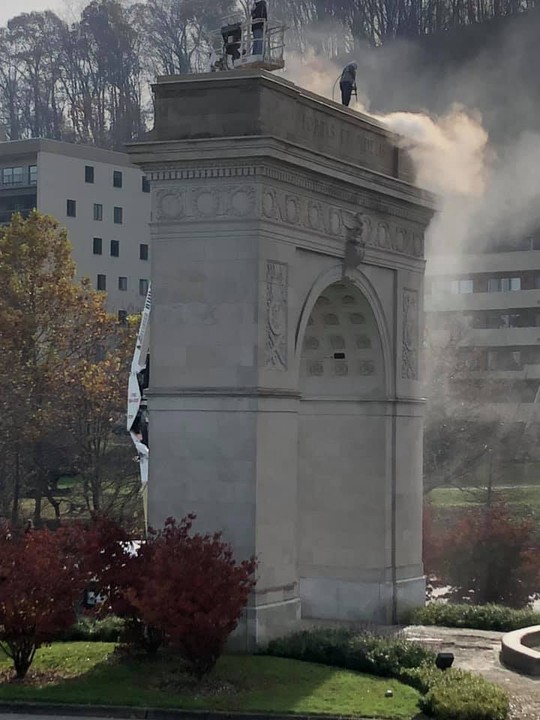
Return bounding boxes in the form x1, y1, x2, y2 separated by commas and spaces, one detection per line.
155, 184, 256, 222
402, 288, 419, 380
265, 261, 288, 370
149, 162, 431, 230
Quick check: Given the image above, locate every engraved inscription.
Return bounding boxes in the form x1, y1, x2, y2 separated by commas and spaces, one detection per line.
402, 288, 419, 380
265, 261, 288, 370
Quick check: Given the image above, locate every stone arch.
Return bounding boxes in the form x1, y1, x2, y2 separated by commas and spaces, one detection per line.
299, 281, 384, 398
294, 266, 397, 622
295, 265, 393, 397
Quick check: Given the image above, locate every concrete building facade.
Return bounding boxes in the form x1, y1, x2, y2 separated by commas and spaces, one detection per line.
0, 139, 151, 313
426, 239, 540, 423
128, 71, 434, 648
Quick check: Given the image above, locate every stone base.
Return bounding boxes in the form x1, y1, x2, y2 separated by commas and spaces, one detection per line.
395, 575, 426, 621
300, 575, 425, 624
228, 597, 302, 652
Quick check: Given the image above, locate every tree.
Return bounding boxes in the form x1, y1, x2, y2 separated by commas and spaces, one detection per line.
128, 515, 257, 677
0, 212, 138, 526
0, 524, 91, 678
426, 501, 540, 607
423, 318, 495, 493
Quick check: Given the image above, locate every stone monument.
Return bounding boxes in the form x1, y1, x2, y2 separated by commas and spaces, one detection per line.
127, 70, 434, 650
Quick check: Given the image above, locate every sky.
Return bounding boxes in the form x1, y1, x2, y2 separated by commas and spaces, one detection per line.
0, 0, 71, 26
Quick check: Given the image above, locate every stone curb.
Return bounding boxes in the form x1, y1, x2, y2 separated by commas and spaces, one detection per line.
0, 702, 391, 720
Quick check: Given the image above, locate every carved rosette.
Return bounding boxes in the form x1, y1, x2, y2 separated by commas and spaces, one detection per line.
401, 288, 419, 380
150, 167, 427, 259
265, 261, 288, 370
155, 184, 256, 222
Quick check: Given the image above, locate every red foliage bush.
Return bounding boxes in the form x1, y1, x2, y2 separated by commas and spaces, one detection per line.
128, 515, 257, 677
425, 502, 540, 607
0, 524, 91, 677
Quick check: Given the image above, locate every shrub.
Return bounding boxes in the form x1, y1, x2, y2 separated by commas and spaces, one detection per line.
127, 515, 257, 677
265, 627, 436, 677
426, 502, 540, 607
408, 603, 540, 631
420, 668, 510, 720
62, 616, 125, 642
264, 628, 509, 720
0, 524, 92, 678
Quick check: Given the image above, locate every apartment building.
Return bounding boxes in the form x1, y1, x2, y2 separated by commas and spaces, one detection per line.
0, 139, 151, 314
425, 234, 540, 420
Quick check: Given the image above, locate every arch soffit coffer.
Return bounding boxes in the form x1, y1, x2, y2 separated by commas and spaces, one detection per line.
294, 264, 393, 396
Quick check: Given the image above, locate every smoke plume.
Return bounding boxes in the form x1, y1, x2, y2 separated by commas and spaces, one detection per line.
283, 52, 491, 257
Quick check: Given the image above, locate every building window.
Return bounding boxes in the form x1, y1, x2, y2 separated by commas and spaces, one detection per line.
500, 313, 521, 328
12, 167, 23, 185
487, 349, 522, 371
487, 277, 521, 292
450, 279, 474, 294
85, 165, 94, 183
142, 176, 150, 193
139, 243, 149, 260
110, 239, 120, 257
113, 170, 123, 188
93, 237, 102, 255
2, 168, 13, 186
97, 274, 107, 291
113, 206, 123, 224
67, 199, 77, 217
118, 276, 127, 291
29, 165, 37, 185
139, 278, 149, 296
93, 203, 103, 221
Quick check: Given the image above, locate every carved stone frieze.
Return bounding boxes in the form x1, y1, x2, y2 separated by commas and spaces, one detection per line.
265, 261, 288, 370
155, 184, 256, 222
149, 163, 432, 229
260, 186, 423, 258
152, 175, 425, 259
402, 288, 419, 380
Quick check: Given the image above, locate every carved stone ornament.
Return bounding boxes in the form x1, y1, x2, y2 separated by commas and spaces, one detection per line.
152, 172, 424, 258
402, 288, 419, 380
260, 186, 422, 258
155, 184, 256, 222
265, 261, 288, 370
342, 212, 369, 275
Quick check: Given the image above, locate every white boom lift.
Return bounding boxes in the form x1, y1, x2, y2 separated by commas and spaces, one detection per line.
208, 16, 286, 72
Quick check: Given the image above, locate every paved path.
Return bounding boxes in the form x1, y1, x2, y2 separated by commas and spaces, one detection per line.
404, 625, 540, 720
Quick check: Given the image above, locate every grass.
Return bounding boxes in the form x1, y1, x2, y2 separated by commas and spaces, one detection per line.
0, 642, 421, 719
429, 484, 540, 509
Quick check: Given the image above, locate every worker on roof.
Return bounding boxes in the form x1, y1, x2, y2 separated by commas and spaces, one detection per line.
340, 62, 357, 107
251, 0, 268, 56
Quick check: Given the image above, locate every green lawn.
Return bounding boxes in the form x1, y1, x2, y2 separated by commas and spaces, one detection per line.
429, 484, 540, 509
0, 642, 421, 719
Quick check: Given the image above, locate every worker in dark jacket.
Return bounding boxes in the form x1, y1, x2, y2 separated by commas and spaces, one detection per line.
340, 62, 357, 107
251, 0, 267, 55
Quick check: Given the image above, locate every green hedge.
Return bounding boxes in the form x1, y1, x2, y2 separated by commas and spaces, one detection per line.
62, 616, 124, 642
264, 628, 509, 720
407, 603, 540, 632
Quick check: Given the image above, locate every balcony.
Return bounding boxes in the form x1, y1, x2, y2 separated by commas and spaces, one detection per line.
0, 169, 37, 190
426, 288, 540, 312
428, 250, 540, 275
0, 208, 33, 224
460, 326, 540, 347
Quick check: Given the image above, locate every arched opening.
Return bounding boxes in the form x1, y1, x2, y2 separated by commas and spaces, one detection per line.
297, 280, 390, 621
299, 280, 385, 399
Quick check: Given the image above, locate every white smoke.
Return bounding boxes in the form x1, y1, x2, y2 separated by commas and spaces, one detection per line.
283, 52, 490, 257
